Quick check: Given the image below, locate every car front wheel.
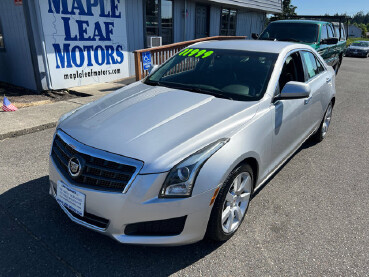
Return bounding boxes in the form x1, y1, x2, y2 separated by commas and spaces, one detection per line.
206, 164, 253, 241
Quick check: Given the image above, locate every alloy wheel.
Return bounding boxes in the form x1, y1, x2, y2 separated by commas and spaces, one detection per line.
322, 104, 333, 138
221, 172, 252, 234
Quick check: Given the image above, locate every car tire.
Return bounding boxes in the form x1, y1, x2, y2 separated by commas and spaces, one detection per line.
206, 164, 254, 241
312, 102, 333, 142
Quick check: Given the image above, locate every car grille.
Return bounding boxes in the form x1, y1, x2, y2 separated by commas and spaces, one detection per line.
51, 131, 142, 192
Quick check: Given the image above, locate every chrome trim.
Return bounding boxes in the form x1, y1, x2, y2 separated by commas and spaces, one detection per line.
56, 129, 144, 193
304, 96, 312, 105
57, 200, 107, 232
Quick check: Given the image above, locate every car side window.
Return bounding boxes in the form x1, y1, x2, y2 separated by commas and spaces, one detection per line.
301, 51, 324, 80
321, 25, 328, 41
277, 52, 305, 95
315, 56, 325, 74
327, 24, 334, 38
340, 26, 346, 40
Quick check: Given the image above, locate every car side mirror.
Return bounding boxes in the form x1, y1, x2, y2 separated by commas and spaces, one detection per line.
252, 33, 259, 40
148, 64, 159, 74
275, 81, 311, 101
321, 37, 339, 45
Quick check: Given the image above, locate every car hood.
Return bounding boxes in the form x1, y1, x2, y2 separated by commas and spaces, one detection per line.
59, 82, 259, 173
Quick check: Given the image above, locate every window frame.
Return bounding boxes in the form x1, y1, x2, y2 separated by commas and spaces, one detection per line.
219, 8, 237, 36
143, 0, 174, 47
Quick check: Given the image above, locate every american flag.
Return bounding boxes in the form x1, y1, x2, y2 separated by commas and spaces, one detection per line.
2, 96, 18, 112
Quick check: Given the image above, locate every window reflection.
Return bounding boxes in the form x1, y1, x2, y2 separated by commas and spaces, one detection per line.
145, 0, 173, 46
220, 9, 237, 36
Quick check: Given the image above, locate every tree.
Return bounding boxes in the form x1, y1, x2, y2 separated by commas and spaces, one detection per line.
358, 23, 368, 37
270, 0, 297, 21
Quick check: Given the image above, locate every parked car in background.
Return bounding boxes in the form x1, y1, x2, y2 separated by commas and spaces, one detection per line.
345, 41, 369, 58
254, 20, 346, 73
50, 40, 336, 246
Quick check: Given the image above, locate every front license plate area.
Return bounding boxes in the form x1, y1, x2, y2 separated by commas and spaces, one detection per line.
56, 181, 85, 217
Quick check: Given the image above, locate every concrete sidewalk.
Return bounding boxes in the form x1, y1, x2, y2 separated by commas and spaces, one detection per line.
0, 77, 135, 140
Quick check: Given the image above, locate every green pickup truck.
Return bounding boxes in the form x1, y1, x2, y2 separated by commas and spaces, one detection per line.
255, 20, 346, 73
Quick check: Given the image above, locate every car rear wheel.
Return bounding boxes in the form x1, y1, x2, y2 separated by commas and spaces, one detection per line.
206, 164, 253, 241
312, 102, 333, 142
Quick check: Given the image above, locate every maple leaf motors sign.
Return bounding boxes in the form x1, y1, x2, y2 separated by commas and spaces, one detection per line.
37, 0, 129, 89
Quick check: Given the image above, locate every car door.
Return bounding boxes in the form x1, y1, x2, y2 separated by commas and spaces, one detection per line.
269, 51, 307, 172
318, 24, 331, 64
299, 51, 329, 137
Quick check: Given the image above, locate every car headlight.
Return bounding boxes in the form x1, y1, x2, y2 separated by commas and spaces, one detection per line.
159, 138, 229, 198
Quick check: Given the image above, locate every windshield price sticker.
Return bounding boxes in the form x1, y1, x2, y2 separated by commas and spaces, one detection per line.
179, 48, 214, 58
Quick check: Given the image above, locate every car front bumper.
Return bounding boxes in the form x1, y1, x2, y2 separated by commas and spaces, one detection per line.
49, 157, 216, 246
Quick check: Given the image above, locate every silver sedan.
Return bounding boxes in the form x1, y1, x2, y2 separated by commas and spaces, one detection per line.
49, 40, 336, 245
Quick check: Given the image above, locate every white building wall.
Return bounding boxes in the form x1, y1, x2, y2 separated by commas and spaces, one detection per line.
348, 25, 362, 38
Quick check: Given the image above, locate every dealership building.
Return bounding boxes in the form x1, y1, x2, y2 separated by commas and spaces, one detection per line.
0, 0, 281, 91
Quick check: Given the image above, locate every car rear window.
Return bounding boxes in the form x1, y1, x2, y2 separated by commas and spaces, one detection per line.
259, 23, 319, 44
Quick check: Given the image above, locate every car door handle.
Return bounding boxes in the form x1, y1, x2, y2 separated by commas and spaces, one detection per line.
326, 77, 332, 83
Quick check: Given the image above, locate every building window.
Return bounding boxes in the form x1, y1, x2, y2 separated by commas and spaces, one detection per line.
220, 9, 237, 36
0, 20, 5, 50
145, 0, 173, 46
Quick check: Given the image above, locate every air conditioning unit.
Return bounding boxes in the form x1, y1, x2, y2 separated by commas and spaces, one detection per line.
147, 36, 162, 48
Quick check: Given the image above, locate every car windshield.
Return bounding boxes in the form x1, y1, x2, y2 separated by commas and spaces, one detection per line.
259, 23, 319, 44
145, 49, 277, 101
352, 42, 369, 47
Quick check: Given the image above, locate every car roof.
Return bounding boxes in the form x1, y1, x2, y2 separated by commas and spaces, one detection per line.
271, 19, 328, 25
191, 40, 310, 54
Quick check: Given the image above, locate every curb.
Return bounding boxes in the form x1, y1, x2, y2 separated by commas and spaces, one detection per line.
0, 122, 57, 141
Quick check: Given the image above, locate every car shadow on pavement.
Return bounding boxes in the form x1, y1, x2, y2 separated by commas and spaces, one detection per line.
0, 176, 224, 276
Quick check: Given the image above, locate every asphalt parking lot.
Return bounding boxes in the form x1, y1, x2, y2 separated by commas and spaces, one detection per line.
1, 56, 369, 276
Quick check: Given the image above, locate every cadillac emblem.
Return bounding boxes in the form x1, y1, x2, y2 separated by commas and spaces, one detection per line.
68, 157, 82, 178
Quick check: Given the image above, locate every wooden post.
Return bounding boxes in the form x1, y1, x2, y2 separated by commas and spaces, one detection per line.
134, 51, 142, 81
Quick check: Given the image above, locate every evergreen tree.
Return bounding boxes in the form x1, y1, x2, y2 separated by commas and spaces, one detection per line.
270, 0, 297, 21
